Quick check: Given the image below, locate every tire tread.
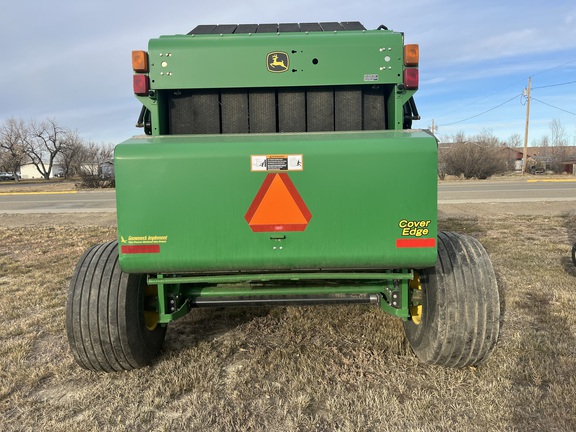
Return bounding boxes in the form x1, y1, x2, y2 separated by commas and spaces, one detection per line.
404, 231, 500, 367
66, 241, 166, 372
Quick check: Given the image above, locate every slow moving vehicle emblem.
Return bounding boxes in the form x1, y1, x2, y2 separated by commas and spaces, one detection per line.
245, 173, 312, 232
267, 52, 289, 72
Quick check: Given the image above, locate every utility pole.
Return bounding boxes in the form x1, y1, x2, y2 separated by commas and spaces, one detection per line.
522, 77, 532, 175
430, 119, 436, 135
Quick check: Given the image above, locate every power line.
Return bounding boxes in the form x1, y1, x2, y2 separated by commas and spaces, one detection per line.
531, 58, 576, 78
439, 94, 521, 127
531, 97, 576, 116
533, 79, 576, 90
434, 78, 525, 120
434, 59, 576, 123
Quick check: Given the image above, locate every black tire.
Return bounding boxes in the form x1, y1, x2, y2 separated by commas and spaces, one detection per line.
66, 241, 167, 372
572, 243, 576, 267
403, 231, 500, 367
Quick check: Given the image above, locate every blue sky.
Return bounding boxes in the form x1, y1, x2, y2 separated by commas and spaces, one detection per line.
1, 0, 575, 146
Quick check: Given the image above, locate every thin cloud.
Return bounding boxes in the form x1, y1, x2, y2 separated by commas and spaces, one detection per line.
1, 0, 575, 144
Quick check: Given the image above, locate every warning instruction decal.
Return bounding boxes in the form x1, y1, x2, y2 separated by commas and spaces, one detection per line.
251, 154, 303, 172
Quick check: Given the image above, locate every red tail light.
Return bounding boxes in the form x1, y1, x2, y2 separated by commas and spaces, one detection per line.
133, 75, 150, 95
404, 68, 419, 90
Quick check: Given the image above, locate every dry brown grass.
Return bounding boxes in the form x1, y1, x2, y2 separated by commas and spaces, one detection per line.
1, 210, 575, 431
0, 179, 77, 194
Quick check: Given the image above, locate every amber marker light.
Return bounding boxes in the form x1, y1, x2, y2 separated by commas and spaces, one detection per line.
404, 44, 419, 67
132, 50, 149, 73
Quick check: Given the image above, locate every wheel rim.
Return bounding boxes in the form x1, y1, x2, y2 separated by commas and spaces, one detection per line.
409, 272, 423, 325
144, 284, 159, 331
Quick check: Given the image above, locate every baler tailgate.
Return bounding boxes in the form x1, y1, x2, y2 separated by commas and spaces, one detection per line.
115, 130, 438, 274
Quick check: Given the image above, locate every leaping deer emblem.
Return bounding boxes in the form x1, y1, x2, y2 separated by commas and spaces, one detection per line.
270, 54, 286, 69
267, 52, 289, 72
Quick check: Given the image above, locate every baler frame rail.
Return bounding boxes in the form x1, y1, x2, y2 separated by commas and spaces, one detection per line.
148, 270, 414, 324
147, 271, 414, 285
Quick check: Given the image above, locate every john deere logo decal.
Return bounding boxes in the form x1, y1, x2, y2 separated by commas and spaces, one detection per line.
267, 52, 289, 72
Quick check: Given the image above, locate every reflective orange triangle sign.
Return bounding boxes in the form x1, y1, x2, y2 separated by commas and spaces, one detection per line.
245, 173, 312, 232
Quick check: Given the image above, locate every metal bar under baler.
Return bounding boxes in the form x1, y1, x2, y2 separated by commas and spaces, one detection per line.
147, 271, 414, 285
191, 295, 380, 307
149, 271, 414, 322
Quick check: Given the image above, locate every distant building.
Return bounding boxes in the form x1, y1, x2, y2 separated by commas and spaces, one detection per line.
19, 163, 61, 179
514, 146, 576, 174
99, 160, 114, 178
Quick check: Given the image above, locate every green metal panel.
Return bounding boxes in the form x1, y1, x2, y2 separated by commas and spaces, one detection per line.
148, 30, 405, 89
147, 271, 414, 285
115, 130, 437, 274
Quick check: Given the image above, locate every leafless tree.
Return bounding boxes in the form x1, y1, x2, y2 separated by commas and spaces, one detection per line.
537, 120, 572, 173
76, 141, 115, 188
74, 142, 112, 173
507, 133, 523, 148
443, 130, 507, 179
24, 118, 69, 179
536, 135, 550, 147
549, 119, 568, 147
56, 130, 85, 179
0, 117, 28, 179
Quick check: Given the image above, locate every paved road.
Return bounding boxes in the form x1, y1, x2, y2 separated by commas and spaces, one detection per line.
0, 190, 116, 213
0, 179, 575, 213
438, 179, 576, 204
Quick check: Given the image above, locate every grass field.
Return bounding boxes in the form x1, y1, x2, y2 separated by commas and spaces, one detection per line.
1, 212, 575, 431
